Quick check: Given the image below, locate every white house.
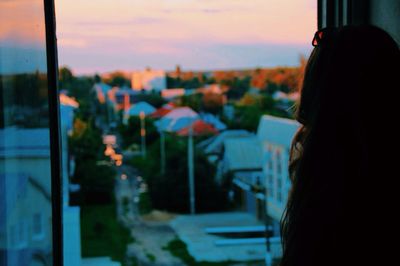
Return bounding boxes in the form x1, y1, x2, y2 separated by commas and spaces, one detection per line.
131, 69, 167, 92
60, 96, 82, 266
198, 130, 264, 217
0, 128, 53, 265
257, 115, 300, 234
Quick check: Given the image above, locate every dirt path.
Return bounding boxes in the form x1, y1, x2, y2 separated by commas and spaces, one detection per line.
114, 163, 184, 266
127, 222, 185, 266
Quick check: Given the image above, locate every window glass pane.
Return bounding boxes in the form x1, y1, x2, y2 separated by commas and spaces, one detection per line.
0, 1, 53, 265
56, 0, 314, 265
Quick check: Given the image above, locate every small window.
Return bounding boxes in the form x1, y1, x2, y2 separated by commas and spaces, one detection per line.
32, 213, 44, 239
276, 150, 283, 175
277, 178, 282, 202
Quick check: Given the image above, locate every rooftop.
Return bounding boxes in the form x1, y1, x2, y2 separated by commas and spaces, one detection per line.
0, 128, 50, 158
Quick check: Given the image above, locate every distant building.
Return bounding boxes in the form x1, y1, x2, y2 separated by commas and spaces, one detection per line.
113, 89, 141, 111
198, 130, 264, 218
257, 115, 300, 234
93, 82, 113, 104
59, 92, 79, 135
196, 84, 224, 95
223, 137, 264, 218
155, 107, 199, 132
131, 68, 167, 92
198, 130, 253, 164
199, 113, 227, 131
177, 120, 218, 136
161, 88, 186, 100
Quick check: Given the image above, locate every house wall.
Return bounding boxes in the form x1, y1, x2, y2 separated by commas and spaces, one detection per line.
258, 115, 299, 229
1, 157, 52, 265
262, 143, 291, 224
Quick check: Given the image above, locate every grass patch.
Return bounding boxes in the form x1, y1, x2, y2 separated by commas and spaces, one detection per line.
80, 204, 134, 265
145, 252, 156, 262
164, 238, 237, 266
138, 191, 152, 215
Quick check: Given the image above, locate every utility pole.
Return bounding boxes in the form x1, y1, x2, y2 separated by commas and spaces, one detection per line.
188, 123, 195, 214
140, 111, 146, 158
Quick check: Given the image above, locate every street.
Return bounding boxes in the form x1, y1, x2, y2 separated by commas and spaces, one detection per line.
113, 147, 185, 266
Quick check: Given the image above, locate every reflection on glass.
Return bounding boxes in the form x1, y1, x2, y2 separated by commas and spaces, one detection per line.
0, 0, 53, 265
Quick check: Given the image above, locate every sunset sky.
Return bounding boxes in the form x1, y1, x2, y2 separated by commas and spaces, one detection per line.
55, 0, 317, 74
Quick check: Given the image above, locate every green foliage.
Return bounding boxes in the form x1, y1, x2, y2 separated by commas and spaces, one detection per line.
59, 67, 98, 122
69, 118, 116, 205
167, 76, 204, 89
145, 252, 156, 262
69, 119, 103, 161
59, 67, 74, 84
135, 93, 166, 108
164, 238, 197, 266
179, 94, 203, 112
59, 67, 95, 102
225, 76, 251, 100
73, 162, 116, 205
0, 72, 49, 128
130, 135, 229, 213
94, 73, 102, 83
108, 75, 130, 88
265, 81, 291, 94
202, 93, 224, 115
224, 93, 292, 132
118, 116, 159, 149
81, 204, 134, 265
138, 192, 152, 215
164, 238, 235, 266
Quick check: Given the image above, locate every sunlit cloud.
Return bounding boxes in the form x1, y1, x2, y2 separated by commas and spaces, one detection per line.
58, 38, 88, 48
0, 0, 46, 46
55, 0, 316, 74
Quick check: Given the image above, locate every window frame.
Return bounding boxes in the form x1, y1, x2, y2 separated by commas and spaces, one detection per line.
44, 0, 63, 265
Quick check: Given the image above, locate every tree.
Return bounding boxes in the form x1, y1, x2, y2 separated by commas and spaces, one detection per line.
103, 72, 130, 87
202, 92, 224, 114
69, 117, 116, 205
178, 94, 203, 112
225, 76, 251, 99
59, 67, 74, 85
135, 93, 166, 108
130, 135, 229, 213
118, 116, 159, 149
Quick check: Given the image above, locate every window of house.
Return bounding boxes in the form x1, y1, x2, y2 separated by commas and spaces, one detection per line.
277, 178, 283, 203
32, 213, 44, 239
276, 149, 283, 175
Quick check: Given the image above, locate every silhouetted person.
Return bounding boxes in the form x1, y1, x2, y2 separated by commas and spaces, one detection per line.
280, 25, 400, 266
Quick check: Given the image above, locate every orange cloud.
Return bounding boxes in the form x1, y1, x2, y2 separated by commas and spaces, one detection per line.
0, 0, 46, 46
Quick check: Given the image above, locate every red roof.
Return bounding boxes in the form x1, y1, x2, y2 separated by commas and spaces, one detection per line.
177, 120, 219, 136
149, 107, 172, 118
164, 102, 177, 109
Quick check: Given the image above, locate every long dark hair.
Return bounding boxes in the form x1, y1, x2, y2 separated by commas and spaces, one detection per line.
281, 25, 400, 266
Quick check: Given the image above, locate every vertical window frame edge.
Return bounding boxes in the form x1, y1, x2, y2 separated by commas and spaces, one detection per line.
44, 0, 63, 265
318, 0, 323, 30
